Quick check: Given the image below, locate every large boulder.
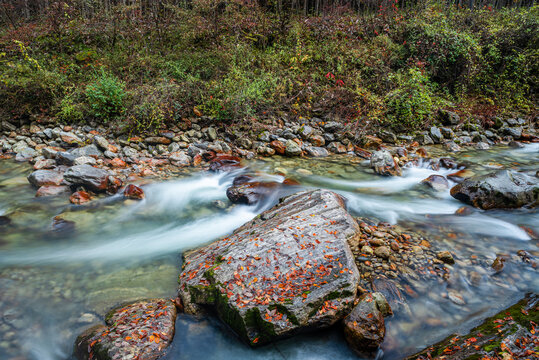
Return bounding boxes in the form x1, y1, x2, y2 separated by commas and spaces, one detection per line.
450, 170, 539, 209
64, 165, 110, 192
178, 190, 360, 346
370, 150, 402, 176
74, 299, 177, 360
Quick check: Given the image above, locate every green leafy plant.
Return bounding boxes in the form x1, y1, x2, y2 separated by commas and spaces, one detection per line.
385, 68, 434, 130
85, 69, 125, 122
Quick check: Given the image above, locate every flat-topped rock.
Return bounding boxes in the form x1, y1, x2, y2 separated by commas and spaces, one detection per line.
178, 189, 360, 346
74, 299, 177, 360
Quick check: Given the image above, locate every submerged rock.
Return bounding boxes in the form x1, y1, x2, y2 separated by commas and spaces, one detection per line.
344, 293, 386, 354
178, 190, 360, 346
421, 175, 449, 192
74, 299, 177, 360
450, 170, 539, 209
124, 184, 145, 200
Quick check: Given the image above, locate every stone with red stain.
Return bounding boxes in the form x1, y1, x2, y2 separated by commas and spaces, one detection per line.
109, 158, 126, 168
192, 154, 203, 166
70, 191, 92, 205
270, 140, 286, 155
208, 154, 242, 172
36, 185, 70, 197
107, 176, 123, 194
124, 184, 145, 200
74, 299, 177, 360
145, 137, 171, 145
226, 181, 280, 205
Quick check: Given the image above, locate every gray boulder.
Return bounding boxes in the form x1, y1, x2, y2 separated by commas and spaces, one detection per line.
64, 165, 110, 192
306, 147, 329, 157
178, 190, 360, 346
450, 170, 539, 209
70, 144, 103, 158
285, 139, 302, 156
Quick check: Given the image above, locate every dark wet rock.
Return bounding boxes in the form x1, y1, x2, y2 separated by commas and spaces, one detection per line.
27, 170, 64, 187
343, 293, 385, 353
51, 216, 76, 235
124, 184, 145, 200
0, 215, 11, 226
429, 126, 443, 144
237, 138, 252, 149
355, 148, 372, 160
436, 251, 455, 265
455, 206, 473, 216
106, 176, 123, 194
305, 146, 329, 157
439, 158, 458, 169
327, 142, 347, 154
64, 165, 110, 192
509, 140, 525, 149
208, 154, 242, 172
36, 185, 70, 197
178, 190, 360, 346
56, 151, 76, 166
447, 169, 474, 183
285, 140, 302, 156
226, 181, 280, 205
70, 190, 92, 205
74, 299, 177, 360
450, 170, 539, 209
70, 144, 103, 158
438, 109, 460, 126
421, 175, 449, 192
370, 150, 401, 176
408, 294, 538, 360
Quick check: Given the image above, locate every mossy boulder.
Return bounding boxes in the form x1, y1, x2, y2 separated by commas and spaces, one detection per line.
178, 189, 361, 346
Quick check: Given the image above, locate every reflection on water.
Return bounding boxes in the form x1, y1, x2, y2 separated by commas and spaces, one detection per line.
0, 144, 537, 359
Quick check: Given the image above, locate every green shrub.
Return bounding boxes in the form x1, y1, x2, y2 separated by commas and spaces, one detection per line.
385, 68, 433, 130
85, 70, 125, 122
125, 83, 180, 134
56, 91, 85, 123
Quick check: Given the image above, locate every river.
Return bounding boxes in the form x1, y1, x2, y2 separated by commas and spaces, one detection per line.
0, 143, 537, 360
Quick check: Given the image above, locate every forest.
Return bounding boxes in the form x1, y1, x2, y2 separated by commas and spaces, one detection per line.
0, 0, 537, 135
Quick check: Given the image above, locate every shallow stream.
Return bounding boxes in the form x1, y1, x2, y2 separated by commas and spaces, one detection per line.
0, 144, 537, 360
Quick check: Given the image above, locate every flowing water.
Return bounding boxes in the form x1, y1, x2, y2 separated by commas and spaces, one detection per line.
0, 144, 537, 360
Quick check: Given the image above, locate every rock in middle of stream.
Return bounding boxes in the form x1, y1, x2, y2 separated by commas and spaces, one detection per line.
178, 189, 360, 346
